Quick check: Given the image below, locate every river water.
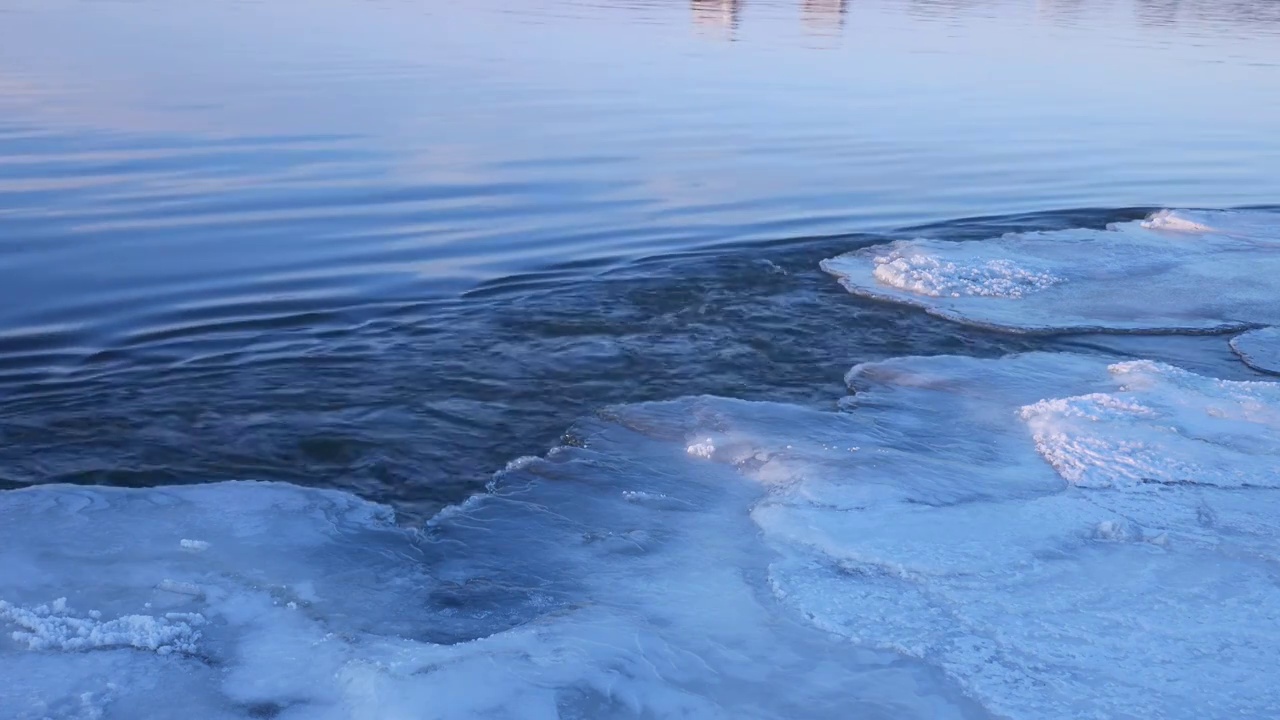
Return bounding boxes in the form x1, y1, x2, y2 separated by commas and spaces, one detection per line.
2, 1, 1279, 718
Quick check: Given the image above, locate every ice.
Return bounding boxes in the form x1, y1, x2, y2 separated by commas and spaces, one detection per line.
685, 438, 716, 458
7, 353, 1280, 719
870, 246, 1063, 298
702, 353, 1280, 718
1142, 207, 1280, 239
0, 482, 436, 720
1, 480, 975, 718
1020, 359, 1280, 488
1231, 326, 1280, 374
0, 598, 202, 654
821, 208, 1280, 333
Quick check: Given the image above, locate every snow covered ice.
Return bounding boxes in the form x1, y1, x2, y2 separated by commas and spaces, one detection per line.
821, 208, 1280, 333
5, 352, 1280, 718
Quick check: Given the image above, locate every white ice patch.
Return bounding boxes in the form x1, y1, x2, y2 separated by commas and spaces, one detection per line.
1, 482, 427, 720
0, 598, 201, 655
685, 438, 716, 458
1231, 326, 1280, 374
871, 247, 1063, 298
1142, 207, 1280, 240
822, 208, 1280, 332
1020, 360, 1280, 488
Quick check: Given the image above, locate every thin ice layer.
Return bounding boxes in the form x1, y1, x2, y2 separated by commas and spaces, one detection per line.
0, 480, 975, 716
821, 208, 1280, 333
1231, 327, 1280, 374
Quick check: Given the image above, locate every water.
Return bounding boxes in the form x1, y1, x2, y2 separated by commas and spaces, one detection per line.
3, 1, 1280, 717
2, 0, 1278, 518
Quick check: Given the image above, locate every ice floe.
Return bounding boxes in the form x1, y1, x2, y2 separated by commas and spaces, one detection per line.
821, 208, 1280, 333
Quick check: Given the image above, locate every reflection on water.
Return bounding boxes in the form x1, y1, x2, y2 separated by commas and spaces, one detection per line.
1034, 0, 1089, 22
681, 0, 1280, 33
691, 0, 744, 36
1134, 0, 1183, 25
801, 0, 850, 33
691, 0, 849, 37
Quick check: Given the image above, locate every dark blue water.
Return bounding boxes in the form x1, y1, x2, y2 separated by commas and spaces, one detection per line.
1, 0, 1278, 521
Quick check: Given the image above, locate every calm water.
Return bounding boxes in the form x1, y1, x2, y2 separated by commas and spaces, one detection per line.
1, 0, 1279, 521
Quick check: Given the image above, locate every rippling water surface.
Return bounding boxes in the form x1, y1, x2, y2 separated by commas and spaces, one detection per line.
2, 0, 1279, 510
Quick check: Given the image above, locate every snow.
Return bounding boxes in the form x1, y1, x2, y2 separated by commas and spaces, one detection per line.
821, 208, 1280, 333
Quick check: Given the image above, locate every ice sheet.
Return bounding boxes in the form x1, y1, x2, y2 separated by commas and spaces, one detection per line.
0, 478, 974, 718
821, 209, 1280, 333
726, 354, 1280, 718
6, 352, 1280, 718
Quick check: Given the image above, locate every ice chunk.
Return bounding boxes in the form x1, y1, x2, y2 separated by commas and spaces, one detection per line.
821, 208, 1280, 333
1231, 326, 1280, 374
